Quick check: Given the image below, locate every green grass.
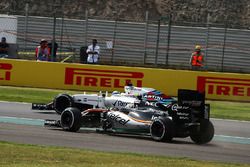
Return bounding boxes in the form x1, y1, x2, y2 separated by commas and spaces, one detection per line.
0, 141, 249, 167
209, 100, 250, 121
0, 86, 250, 121
0, 86, 80, 103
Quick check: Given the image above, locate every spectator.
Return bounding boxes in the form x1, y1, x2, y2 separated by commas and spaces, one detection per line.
86, 39, 100, 64
190, 45, 204, 70
0, 37, 9, 58
80, 46, 88, 63
48, 40, 58, 62
35, 39, 50, 61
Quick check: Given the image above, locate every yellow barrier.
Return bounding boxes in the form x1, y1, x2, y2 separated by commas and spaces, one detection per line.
1, 59, 250, 101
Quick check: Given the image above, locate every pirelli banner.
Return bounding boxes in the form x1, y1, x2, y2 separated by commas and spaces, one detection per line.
1, 59, 250, 102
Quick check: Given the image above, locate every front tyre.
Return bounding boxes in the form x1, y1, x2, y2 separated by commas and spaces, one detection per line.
190, 120, 214, 144
53, 94, 74, 115
150, 117, 174, 142
60, 107, 81, 132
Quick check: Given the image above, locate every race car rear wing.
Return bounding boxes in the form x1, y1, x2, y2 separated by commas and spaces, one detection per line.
177, 89, 205, 110
177, 89, 210, 119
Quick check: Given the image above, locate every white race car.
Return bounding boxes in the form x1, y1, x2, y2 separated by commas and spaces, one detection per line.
32, 86, 175, 114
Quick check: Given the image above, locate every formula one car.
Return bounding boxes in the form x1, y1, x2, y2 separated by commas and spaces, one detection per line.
32, 86, 175, 115
44, 89, 214, 144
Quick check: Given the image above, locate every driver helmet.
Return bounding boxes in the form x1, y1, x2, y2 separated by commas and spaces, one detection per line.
195, 45, 201, 51
1, 37, 6, 42
137, 95, 142, 100
112, 91, 120, 95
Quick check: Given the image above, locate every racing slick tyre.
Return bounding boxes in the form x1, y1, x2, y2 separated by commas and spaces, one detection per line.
190, 120, 214, 144
150, 117, 174, 142
60, 107, 81, 132
53, 94, 74, 115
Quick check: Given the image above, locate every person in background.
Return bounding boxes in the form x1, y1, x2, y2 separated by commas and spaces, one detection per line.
80, 46, 88, 64
48, 39, 58, 62
35, 39, 50, 61
190, 45, 204, 70
0, 37, 9, 58
86, 39, 100, 64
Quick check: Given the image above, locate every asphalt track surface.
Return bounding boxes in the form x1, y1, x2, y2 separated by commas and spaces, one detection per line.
0, 101, 250, 164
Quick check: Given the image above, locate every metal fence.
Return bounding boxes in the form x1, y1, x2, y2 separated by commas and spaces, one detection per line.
1, 12, 250, 73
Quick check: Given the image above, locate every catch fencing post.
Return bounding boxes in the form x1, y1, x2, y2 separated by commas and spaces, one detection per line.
52, 10, 56, 61
111, 19, 117, 65
143, 11, 149, 64
24, 2, 29, 51
204, 13, 211, 70
165, 14, 172, 67
221, 22, 228, 72
84, 10, 88, 46
59, 12, 64, 62
155, 19, 161, 65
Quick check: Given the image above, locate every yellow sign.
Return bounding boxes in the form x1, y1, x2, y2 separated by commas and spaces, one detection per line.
1, 59, 250, 102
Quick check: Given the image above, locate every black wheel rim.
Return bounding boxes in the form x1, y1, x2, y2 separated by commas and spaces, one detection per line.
61, 111, 72, 128
151, 121, 164, 138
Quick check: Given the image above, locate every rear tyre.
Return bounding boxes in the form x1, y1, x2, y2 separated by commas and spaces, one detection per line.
60, 107, 81, 132
150, 117, 174, 142
53, 94, 74, 115
190, 120, 214, 144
